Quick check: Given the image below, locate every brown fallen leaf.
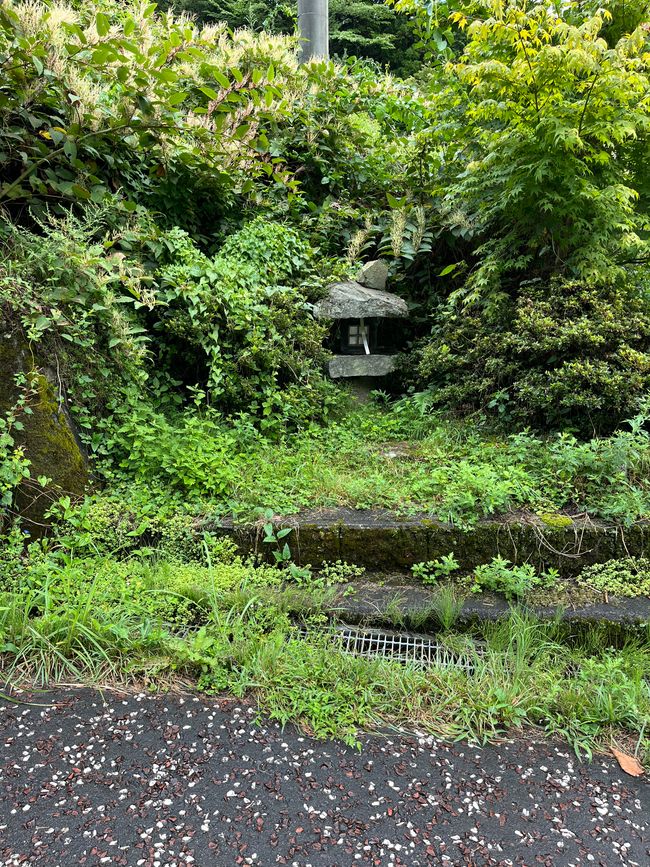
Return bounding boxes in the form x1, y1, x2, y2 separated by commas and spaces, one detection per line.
611, 747, 645, 777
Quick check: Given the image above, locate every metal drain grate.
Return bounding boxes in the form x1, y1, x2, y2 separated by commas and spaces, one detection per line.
299, 623, 478, 672
167, 622, 478, 672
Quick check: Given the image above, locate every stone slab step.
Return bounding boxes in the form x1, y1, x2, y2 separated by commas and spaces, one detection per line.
328, 582, 650, 628
214, 508, 650, 577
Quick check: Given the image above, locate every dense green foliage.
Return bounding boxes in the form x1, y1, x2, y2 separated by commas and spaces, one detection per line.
1, 0, 650, 756
0, 0, 298, 223
577, 557, 650, 597
435, 3, 650, 293
469, 557, 558, 601
416, 279, 650, 432
1, 0, 649, 516
391, 0, 650, 430
87, 403, 650, 525
4, 0, 649, 437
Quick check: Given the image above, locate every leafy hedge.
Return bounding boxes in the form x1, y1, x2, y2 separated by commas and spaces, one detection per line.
417, 279, 650, 433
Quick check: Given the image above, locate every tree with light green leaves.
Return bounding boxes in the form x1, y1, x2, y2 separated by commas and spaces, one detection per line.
416, 0, 650, 298
403, 0, 650, 431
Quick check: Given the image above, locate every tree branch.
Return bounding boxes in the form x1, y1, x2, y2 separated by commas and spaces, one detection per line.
578, 72, 600, 137
516, 24, 540, 119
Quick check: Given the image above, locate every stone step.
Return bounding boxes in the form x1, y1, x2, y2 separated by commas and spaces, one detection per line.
215, 508, 650, 578
328, 581, 650, 629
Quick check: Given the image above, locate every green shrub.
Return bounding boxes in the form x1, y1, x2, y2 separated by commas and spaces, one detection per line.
0, 0, 292, 219
101, 409, 246, 502
0, 207, 152, 432
417, 279, 650, 433
154, 218, 339, 431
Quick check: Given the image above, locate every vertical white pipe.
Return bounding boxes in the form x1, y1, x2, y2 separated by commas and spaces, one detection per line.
360, 318, 370, 355
297, 0, 329, 62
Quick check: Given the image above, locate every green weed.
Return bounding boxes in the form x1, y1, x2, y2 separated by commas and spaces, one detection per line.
469, 557, 559, 600
411, 553, 460, 585
577, 558, 650, 598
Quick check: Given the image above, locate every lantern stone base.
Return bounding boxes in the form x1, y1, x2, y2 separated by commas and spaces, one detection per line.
328, 354, 396, 379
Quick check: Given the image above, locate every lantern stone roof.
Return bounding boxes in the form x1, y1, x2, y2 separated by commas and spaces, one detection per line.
314, 280, 408, 320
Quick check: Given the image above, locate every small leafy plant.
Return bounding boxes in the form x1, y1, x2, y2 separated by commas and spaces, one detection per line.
318, 560, 365, 584
0, 382, 36, 508
261, 510, 293, 564
576, 558, 650, 598
260, 510, 312, 582
411, 553, 460, 585
469, 557, 558, 600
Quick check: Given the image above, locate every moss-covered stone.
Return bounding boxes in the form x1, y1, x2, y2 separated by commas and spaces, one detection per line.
340, 525, 428, 570
0, 328, 89, 527
289, 524, 342, 566
216, 510, 650, 577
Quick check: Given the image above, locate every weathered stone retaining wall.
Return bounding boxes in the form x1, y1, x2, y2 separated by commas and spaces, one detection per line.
216, 508, 649, 578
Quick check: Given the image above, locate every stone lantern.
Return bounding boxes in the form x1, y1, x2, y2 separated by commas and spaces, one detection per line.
314, 260, 408, 398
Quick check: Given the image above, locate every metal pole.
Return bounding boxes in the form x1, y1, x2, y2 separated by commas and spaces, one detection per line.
297, 0, 329, 62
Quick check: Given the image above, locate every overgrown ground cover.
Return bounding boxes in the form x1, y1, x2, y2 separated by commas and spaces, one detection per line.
1, 0, 650, 767
1, 522, 648, 762
3, 399, 650, 764
98, 400, 650, 526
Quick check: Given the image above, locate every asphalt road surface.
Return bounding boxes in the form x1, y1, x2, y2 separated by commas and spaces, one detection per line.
0, 690, 647, 866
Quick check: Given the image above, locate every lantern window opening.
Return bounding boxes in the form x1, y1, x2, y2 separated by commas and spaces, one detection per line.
347, 318, 371, 354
